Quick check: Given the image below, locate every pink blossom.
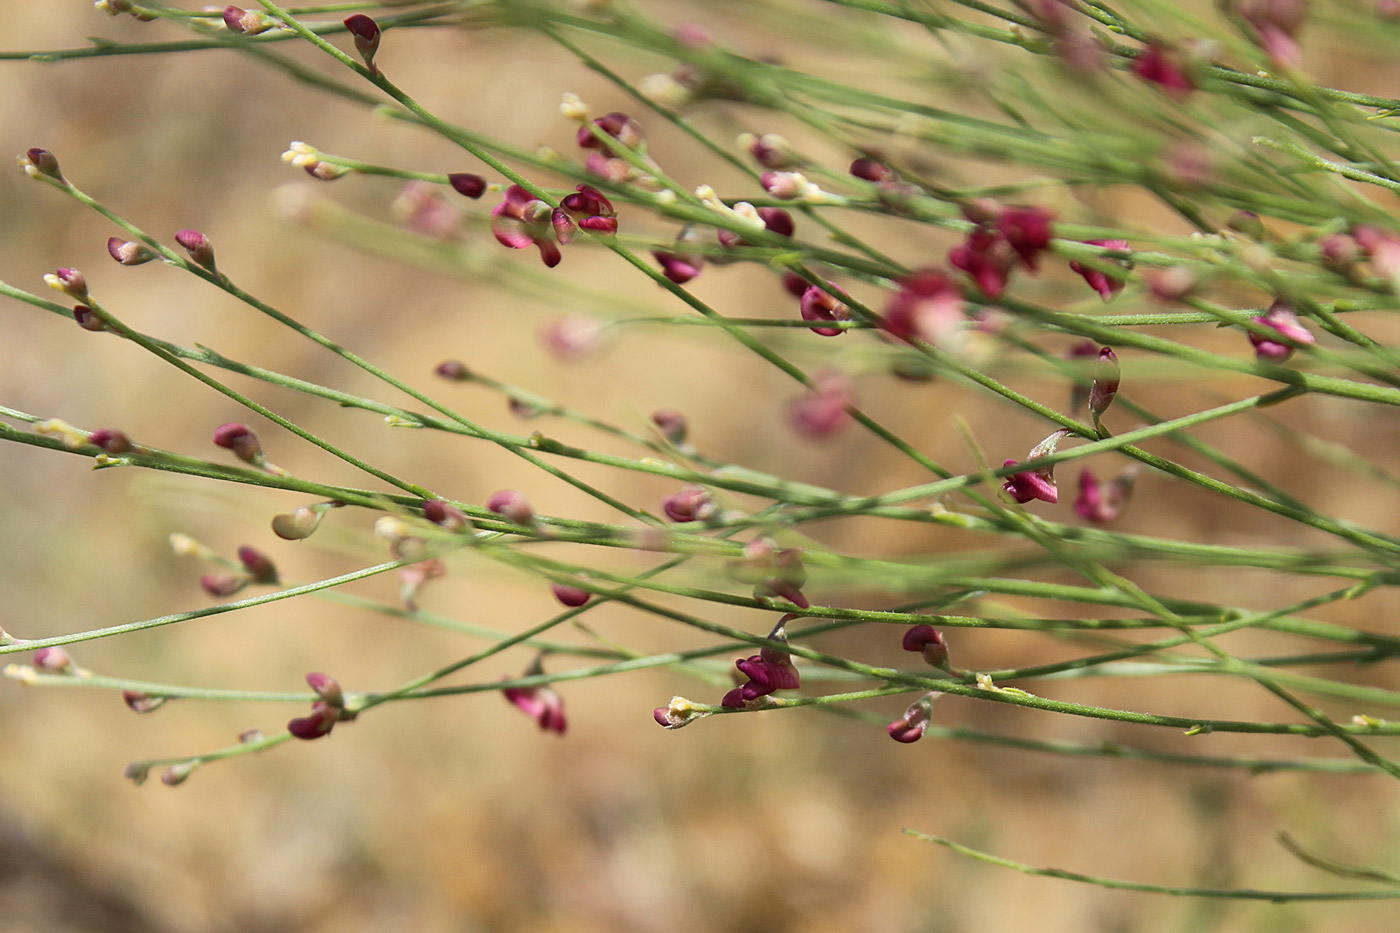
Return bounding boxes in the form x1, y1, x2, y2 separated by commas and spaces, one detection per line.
1069, 239, 1130, 300
491, 185, 561, 267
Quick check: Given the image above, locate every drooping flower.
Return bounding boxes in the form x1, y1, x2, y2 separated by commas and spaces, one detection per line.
576, 112, 644, 151
949, 227, 1018, 298
1248, 299, 1315, 362
1231, 0, 1307, 66
491, 185, 561, 267
887, 693, 938, 743
721, 619, 801, 708
880, 269, 965, 346
901, 625, 949, 667
653, 225, 705, 284
799, 283, 851, 337
503, 677, 567, 734
1069, 239, 1130, 300
1074, 468, 1136, 524
1132, 42, 1196, 96
1002, 429, 1074, 505
788, 371, 853, 440
997, 205, 1055, 270
555, 184, 617, 238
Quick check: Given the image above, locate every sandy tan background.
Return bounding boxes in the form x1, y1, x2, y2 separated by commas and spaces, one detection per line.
2, 2, 1399, 931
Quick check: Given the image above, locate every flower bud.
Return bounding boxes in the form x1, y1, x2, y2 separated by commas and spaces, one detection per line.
123, 690, 169, 713
662, 485, 716, 523
161, 762, 196, 786
45, 268, 88, 300
107, 237, 158, 266
901, 625, 949, 667
212, 422, 263, 465
423, 498, 469, 531
487, 489, 535, 526
1088, 347, 1119, 429
22, 147, 63, 181
223, 6, 275, 35
551, 582, 592, 607
740, 132, 799, 169
87, 429, 132, 454
237, 545, 279, 583
651, 408, 688, 445
306, 672, 344, 708
344, 14, 381, 72
271, 504, 329, 540
447, 172, 486, 198
32, 647, 73, 673
73, 305, 105, 332
850, 156, 895, 183
203, 570, 249, 600
652, 696, 710, 729
434, 359, 471, 381
174, 229, 216, 270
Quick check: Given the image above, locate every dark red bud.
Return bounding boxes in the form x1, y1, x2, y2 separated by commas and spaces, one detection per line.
88, 429, 132, 454
236, 545, 279, 583
448, 173, 486, 198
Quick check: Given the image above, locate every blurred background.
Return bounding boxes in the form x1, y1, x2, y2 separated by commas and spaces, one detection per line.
2, 2, 1400, 930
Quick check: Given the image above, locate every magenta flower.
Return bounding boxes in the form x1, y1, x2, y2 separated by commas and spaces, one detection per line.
576, 112, 644, 151
788, 371, 853, 440
799, 283, 851, 337
996, 205, 1055, 270
288, 701, 341, 740
949, 227, 1017, 298
491, 185, 561, 267
721, 620, 801, 708
1249, 299, 1315, 361
1232, 0, 1307, 65
1002, 429, 1073, 505
887, 694, 937, 743
881, 269, 965, 346
901, 625, 949, 667
503, 682, 567, 734
555, 184, 618, 238
1074, 468, 1136, 524
1132, 43, 1195, 96
1069, 239, 1130, 300
654, 225, 705, 284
